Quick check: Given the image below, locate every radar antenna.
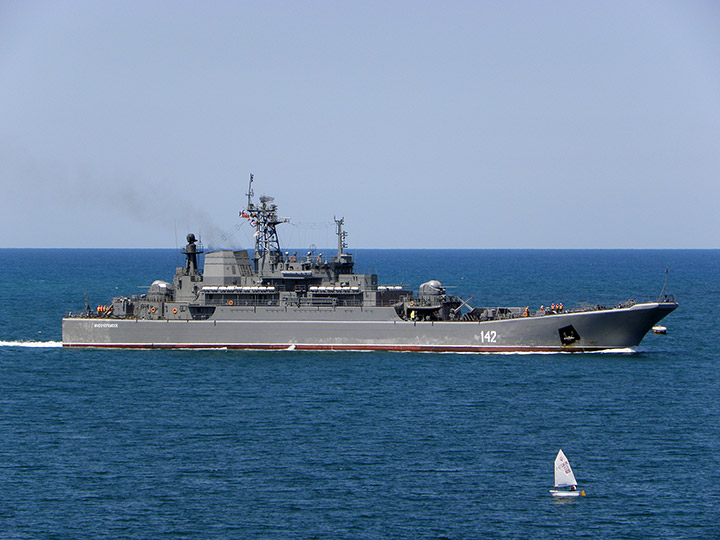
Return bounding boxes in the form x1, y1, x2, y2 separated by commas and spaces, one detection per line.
182, 232, 203, 274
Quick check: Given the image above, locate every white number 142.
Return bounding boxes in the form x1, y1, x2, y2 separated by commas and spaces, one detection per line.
481, 330, 497, 343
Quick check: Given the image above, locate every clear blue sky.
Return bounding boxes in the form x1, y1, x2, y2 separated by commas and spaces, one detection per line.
1, 1, 718, 249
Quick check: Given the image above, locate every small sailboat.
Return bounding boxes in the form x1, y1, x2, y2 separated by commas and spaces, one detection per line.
549, 449, 586, 497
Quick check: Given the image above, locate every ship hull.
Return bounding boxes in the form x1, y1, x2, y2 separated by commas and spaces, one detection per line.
62, 301, 677, 352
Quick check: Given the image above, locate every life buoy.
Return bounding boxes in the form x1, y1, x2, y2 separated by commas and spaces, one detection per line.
172, 308, 178, 314
150, 306, 156, 313
228, 300, 234, 306
409, 300, 414, 307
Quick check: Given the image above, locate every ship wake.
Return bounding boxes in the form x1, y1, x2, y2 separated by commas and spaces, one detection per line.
0, 340, 63, 348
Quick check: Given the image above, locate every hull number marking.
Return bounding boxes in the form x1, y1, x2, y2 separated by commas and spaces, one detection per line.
480, 330, 497, 343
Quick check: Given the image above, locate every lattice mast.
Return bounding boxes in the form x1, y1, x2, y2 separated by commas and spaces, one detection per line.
241, 174, 289, 275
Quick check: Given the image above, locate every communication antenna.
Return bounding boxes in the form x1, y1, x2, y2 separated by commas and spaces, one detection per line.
658, 266, 669, 300
174, 219, 179, 266
334, 216, 348, 260
246, 173, 255, 209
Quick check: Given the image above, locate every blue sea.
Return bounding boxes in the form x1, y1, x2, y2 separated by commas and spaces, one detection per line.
1, 249, 719, 539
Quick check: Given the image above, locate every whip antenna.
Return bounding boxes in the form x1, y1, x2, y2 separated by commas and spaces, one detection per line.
246, 173, 254, 208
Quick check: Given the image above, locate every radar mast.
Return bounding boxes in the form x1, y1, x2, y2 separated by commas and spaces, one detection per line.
334, 216, 349, 262
241, 174, 289, 275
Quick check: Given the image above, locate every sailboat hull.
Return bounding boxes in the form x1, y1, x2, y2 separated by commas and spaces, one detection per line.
549, 490, 582, 497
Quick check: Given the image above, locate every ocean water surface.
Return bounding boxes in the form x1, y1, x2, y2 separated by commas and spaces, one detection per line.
1, 249, 719, 539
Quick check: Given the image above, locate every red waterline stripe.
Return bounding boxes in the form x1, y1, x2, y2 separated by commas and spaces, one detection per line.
62, 343, 604, 353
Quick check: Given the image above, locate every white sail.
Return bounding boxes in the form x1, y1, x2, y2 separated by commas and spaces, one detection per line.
554, 449, 577, 487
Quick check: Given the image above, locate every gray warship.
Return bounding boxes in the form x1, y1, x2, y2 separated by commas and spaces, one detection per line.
62, 176, 677, 352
